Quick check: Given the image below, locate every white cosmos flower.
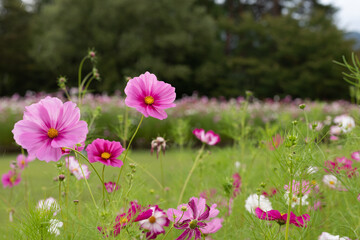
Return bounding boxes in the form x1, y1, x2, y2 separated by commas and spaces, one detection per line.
334, 115, 355, 133
48, 219, 63, 236
323, 175, 339, 189
37, 197, 59, 215
318, 232, 350, 240
245, 194, 272, 214
284, 191, 309, 208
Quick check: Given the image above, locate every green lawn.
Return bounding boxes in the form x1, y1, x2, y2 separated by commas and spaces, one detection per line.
0, 145, 359, 239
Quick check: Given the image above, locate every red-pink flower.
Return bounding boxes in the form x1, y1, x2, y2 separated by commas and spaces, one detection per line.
12, 97, 88, 162
284, 180, 312, 196
2, 170, 21, 188
104, 182, 119, 193
86, 139, 125, 168
61, 142, 85, 155
351, 151, 360, 162
124, 72, 176, 120
192, 129, 220, 146
267, 134, 283, 150
138, 205, 170, 239
232, 173, 242, 198
105, 201, 152, 237
15, 154, 35, 170
255, 208, 310, 227
324, 157, 357, 178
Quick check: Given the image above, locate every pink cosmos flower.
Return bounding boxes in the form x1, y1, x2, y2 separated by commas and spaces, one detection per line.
138, 205, 170, 239
16, 154, 35, 170
255, 208, 310, 227
351, 151, 360, 162
12, 97, 88, 162
65, 156, 91, 180
267, 134, 283, 150
124, 72, 176, 120
232, 173, 242, 198
192, 129, 221, 146
104, 182, 119, 193
324, 157, 357, 178
86, 139, 125, 168
284, 180, 312, 196
61, 142, 85, 155
2, 170, 21, 188
167, 197, 223, 240
98, 201, 153, 237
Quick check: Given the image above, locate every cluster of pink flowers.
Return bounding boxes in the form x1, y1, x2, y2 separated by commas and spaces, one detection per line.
65, 156, 91, 180
192, 129, 220, 146
324, 157, 358, 178
2, 153, 34, 188
104, 181, 119, 193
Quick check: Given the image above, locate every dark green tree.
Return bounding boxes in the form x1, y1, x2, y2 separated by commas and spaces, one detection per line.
0, 0, 38, 95
31, 0, 221, 96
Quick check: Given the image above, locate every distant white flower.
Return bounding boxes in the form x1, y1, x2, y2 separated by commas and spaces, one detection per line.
66, 156, 90, 180
334, 115, 355, 133
284, 191, 309, 208
48, 219, 63, 236
318, 232, 350, 240
322, 175, 339, 189
37, 197, 59, 215
307, 166, 318, 174
245, 194, 272, 214
235, 161, 241, 169
309, 122, 323, 131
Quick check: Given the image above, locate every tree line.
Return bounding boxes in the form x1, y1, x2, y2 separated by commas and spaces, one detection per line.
0, 0, 357, 99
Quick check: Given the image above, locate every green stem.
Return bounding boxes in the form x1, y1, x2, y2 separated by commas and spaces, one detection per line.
78, 56, 88, 106
82, 75, 95, 99
77, 153, 98, 208
284, 168, 293, 240
115, 115, 144, 188
102, 165, 106, 208
160, 152, 165, 191
177, 144, 205, 205
128, 157, 163, 189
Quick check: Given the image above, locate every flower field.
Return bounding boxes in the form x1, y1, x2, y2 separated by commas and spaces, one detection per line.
1, 66, 360, 239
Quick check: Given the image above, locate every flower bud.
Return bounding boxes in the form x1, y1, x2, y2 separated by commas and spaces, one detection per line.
58, 174, 65, 181
181, 206, 187, 212
299, 104, 306, 110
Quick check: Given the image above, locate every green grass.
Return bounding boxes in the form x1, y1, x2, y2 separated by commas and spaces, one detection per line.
0, 142, 359, 239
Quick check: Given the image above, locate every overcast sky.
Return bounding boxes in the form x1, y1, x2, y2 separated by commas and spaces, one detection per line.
319, 0, 360, 32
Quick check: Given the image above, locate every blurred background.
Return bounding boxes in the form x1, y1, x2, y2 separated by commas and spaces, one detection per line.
0, 0, 360, 100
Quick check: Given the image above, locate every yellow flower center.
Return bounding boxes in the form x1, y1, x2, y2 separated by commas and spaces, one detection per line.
329, 181, 335, 185
120, 218, 128, 224
144, 96, 154, 105
21, 160, 25, 165
47, 128, 58, 139
148, 216, 156, 224
311, 180, 317, 185
101, 152, 111, 159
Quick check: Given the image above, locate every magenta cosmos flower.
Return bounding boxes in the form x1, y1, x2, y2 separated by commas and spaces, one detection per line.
124, 72, 176, 120
138, 205, 170, 239
12, 97, 88, 162
255, 208, 310, 227
86, 139, 125, 168
104, 181, 120, 193
98, 201, 153, 237
2, 170, 21, 188
15, 154, 35, 170
167, 197, 223, 240
193, 129, 220, 146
